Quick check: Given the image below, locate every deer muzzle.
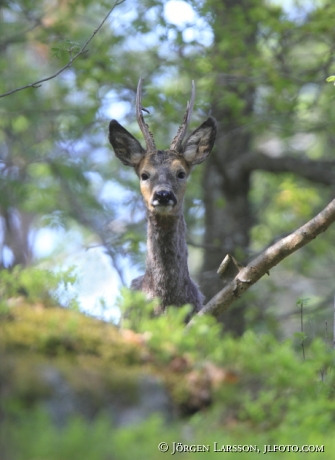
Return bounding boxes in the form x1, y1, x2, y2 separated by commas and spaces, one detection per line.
151, 190, 177, 213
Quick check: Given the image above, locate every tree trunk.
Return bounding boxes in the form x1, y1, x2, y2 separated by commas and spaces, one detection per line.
199, 0, 258, 334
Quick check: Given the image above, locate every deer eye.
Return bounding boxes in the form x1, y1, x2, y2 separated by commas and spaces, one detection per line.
141, 173, 149, 181
177, 171, 186, 179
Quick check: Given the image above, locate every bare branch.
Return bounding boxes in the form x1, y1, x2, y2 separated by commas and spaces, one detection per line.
0, 0, 125, 99
243, 152, 335, 186
197, 198, 335, 319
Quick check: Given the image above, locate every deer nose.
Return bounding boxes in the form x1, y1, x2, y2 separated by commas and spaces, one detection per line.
152, 190, 177, 206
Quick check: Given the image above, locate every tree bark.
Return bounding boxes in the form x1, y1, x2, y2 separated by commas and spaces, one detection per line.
199, 0, 258, 334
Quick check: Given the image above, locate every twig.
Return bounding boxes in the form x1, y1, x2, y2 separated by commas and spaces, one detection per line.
196, 198, 335, 319
0, 0, 125, 99
296, 298, 308, 360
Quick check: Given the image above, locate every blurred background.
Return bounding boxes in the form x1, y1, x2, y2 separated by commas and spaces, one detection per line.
1, 0, 334, 337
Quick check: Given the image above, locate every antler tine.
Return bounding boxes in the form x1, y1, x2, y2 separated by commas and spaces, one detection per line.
136, 78, 156, 152
170, 80, 196, 152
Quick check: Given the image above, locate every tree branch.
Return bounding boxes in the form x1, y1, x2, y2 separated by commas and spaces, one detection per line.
243, 151, 335, 186
197, 198, 335, 319
0, 0, 125, 99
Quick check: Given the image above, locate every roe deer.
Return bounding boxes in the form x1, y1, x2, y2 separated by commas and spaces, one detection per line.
109, 78, 216, 314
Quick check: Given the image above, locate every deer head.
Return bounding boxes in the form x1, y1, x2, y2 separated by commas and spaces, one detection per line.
109, 78, 216, 216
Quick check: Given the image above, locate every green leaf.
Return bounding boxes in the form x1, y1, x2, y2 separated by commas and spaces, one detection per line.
51, 39, 81, 59
293, 332, 307, 342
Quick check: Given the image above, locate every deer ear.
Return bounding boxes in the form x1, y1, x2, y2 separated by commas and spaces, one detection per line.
109, 120, 146, 167
182, 117, 217, 165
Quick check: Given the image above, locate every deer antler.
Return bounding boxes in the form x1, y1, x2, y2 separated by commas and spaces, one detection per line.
170, 80, 195, 152
136, 78, 156, 152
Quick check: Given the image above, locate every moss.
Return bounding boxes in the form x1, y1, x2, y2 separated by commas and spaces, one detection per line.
0, 300, 141, 364
0, 302, 155, 417
0, 301, 234, 420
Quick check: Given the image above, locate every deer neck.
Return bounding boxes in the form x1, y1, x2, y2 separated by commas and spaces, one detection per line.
144, 208, 190, 298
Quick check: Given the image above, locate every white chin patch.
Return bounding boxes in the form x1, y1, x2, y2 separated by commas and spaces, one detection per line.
153, 204, 174, 214
152, 199, 175, 214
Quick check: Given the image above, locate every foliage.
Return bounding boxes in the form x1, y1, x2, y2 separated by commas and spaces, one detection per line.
51, 39, 81, 59
2, 287, 335, 458
0, 265, 78, 310
2, 0, 335, 456
0, 0, 335, 334
4, 410, 335, 460
326, 75, 335, 84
